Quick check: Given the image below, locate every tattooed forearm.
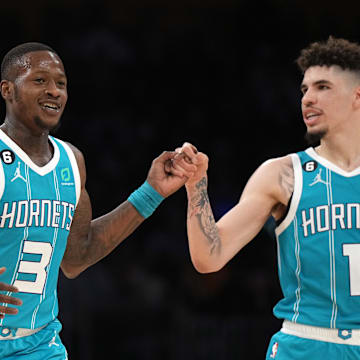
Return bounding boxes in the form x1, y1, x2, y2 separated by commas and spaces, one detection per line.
64, 201, 143, 268
278, 161, 294, 198
188, 177, 221, 255
87, 210, 142, 264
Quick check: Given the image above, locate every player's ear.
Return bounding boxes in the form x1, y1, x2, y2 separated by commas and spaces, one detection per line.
354, 85, 360, 110
0, 80, 14, 102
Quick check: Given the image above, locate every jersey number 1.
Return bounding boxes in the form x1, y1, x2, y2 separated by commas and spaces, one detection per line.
343, 243, 360, 296
13, 241, 53, 294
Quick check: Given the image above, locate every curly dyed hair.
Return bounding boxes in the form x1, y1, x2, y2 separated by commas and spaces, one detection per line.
296, 36, 360, 74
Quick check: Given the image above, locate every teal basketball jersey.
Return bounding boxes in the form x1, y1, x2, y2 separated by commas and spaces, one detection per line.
0, 130, 80, 329
274, 148, 360, 329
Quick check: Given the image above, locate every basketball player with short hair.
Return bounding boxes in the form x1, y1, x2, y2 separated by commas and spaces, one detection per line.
0, 42, 195, 359
175, 36, 360, 358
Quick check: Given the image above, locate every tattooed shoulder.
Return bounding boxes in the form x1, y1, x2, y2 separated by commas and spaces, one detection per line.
278, 157, 294, 199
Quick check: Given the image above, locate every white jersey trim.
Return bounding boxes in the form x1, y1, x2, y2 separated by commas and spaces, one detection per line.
281, 320, 360, 345
275, 153, 303, 236
0, 160, 5, 201
0, 129, 60, 176
305, 147, 360, 177
56, 139, 81, 207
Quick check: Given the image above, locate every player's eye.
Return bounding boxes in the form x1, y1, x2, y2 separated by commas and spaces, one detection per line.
34, 78, 45, 84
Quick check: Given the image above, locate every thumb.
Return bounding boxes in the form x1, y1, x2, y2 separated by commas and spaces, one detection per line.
155, 151, 176, 164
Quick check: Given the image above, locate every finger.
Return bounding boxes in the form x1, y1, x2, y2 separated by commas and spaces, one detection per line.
182, 142, 198, 154
173, 152, 194, 166
0, 295, 22, 306
0, 267, 6, 275
182, 142, 198, 151
164, 159, 172, 173
0, 282, 19, 293
169, 166, 187, 178
0, 306, 19, 315
155, 151, 177, 164
172, 161, 195, 178
171, 167, 194, 179
180, 146, 198, 164
173, 158, 197, 172
183, 155, 193, 164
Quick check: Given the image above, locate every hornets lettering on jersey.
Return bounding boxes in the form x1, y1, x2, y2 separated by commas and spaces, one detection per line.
0, 199, 74, 229
274, 148, 360, 329
0, 129, 80, 329
301, 203, 360, 237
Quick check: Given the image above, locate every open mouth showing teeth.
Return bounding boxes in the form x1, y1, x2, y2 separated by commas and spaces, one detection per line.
307, 113, 317, 118
41, 103, 60, 110
305, 113, 320, 120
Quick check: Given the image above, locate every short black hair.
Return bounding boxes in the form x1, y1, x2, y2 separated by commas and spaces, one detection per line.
1, 42, 58, 81
296, 36, 360, 74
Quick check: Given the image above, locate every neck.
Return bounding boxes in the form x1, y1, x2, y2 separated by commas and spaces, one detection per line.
316, 123, 360, 172
1, 118, 53, 166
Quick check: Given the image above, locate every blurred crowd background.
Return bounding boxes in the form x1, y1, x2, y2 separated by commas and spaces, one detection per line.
1, 1, 360, 358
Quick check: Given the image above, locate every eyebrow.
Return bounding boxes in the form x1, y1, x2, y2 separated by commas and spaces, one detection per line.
31, 69, 67, 78
300, 79, 332, 91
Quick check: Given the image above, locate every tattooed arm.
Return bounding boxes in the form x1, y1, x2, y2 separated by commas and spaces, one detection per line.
180, 144, 294, 273
61, 144, 196, 279
60, 145, 145, 279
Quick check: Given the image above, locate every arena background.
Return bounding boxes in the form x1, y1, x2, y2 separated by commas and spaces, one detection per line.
0, 1, 359, 358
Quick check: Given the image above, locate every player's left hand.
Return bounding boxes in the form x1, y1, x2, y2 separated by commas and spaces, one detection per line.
0, 267, 23, 318
146, 150, 197, 197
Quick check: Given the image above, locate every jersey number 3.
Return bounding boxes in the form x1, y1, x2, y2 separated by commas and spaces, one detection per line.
343, 244, 360, 296
13, 241, 53, 294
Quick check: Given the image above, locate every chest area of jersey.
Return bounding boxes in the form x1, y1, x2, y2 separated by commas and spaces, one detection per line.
0, 160, 76, 230
299, 164, 360, 238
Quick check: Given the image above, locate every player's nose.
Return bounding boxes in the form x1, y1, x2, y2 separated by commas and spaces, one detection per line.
302, 88, 317, 107
45, 80, 61, 99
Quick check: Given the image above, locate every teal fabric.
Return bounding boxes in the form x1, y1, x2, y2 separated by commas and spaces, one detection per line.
266, 331, 360, 359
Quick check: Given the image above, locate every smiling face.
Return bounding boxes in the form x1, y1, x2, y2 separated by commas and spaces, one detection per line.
1, 50, 68, 134
300, 65, 360, 144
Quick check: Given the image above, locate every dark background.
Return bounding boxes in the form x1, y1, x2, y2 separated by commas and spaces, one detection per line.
1, 1, 360, 359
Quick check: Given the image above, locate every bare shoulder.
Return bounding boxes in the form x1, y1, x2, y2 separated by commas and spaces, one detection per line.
255, 155, 294, 222
64, 142, 84, 162
248, 154, 294, 208
263, 155, 294, 197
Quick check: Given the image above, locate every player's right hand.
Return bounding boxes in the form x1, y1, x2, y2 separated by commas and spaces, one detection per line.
172, 142, 209, 187
0, 267, 23, 318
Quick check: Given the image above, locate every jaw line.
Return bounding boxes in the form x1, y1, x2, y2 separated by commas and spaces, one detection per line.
34, 115, 61, 131
304, 128, 327, 146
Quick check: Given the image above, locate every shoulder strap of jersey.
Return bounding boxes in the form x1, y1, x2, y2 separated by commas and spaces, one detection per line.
0, 160, 5, 201
50, 137, 81, 207
275, 153, 303, 236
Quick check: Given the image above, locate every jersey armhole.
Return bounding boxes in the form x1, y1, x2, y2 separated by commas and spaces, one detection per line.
56, 140, 81, 208
275, 153, 303, 236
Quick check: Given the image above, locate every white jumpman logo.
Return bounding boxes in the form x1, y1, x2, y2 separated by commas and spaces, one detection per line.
309, 168, 327, 186
49, 331, 59, 347
11, 162, 26, 182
